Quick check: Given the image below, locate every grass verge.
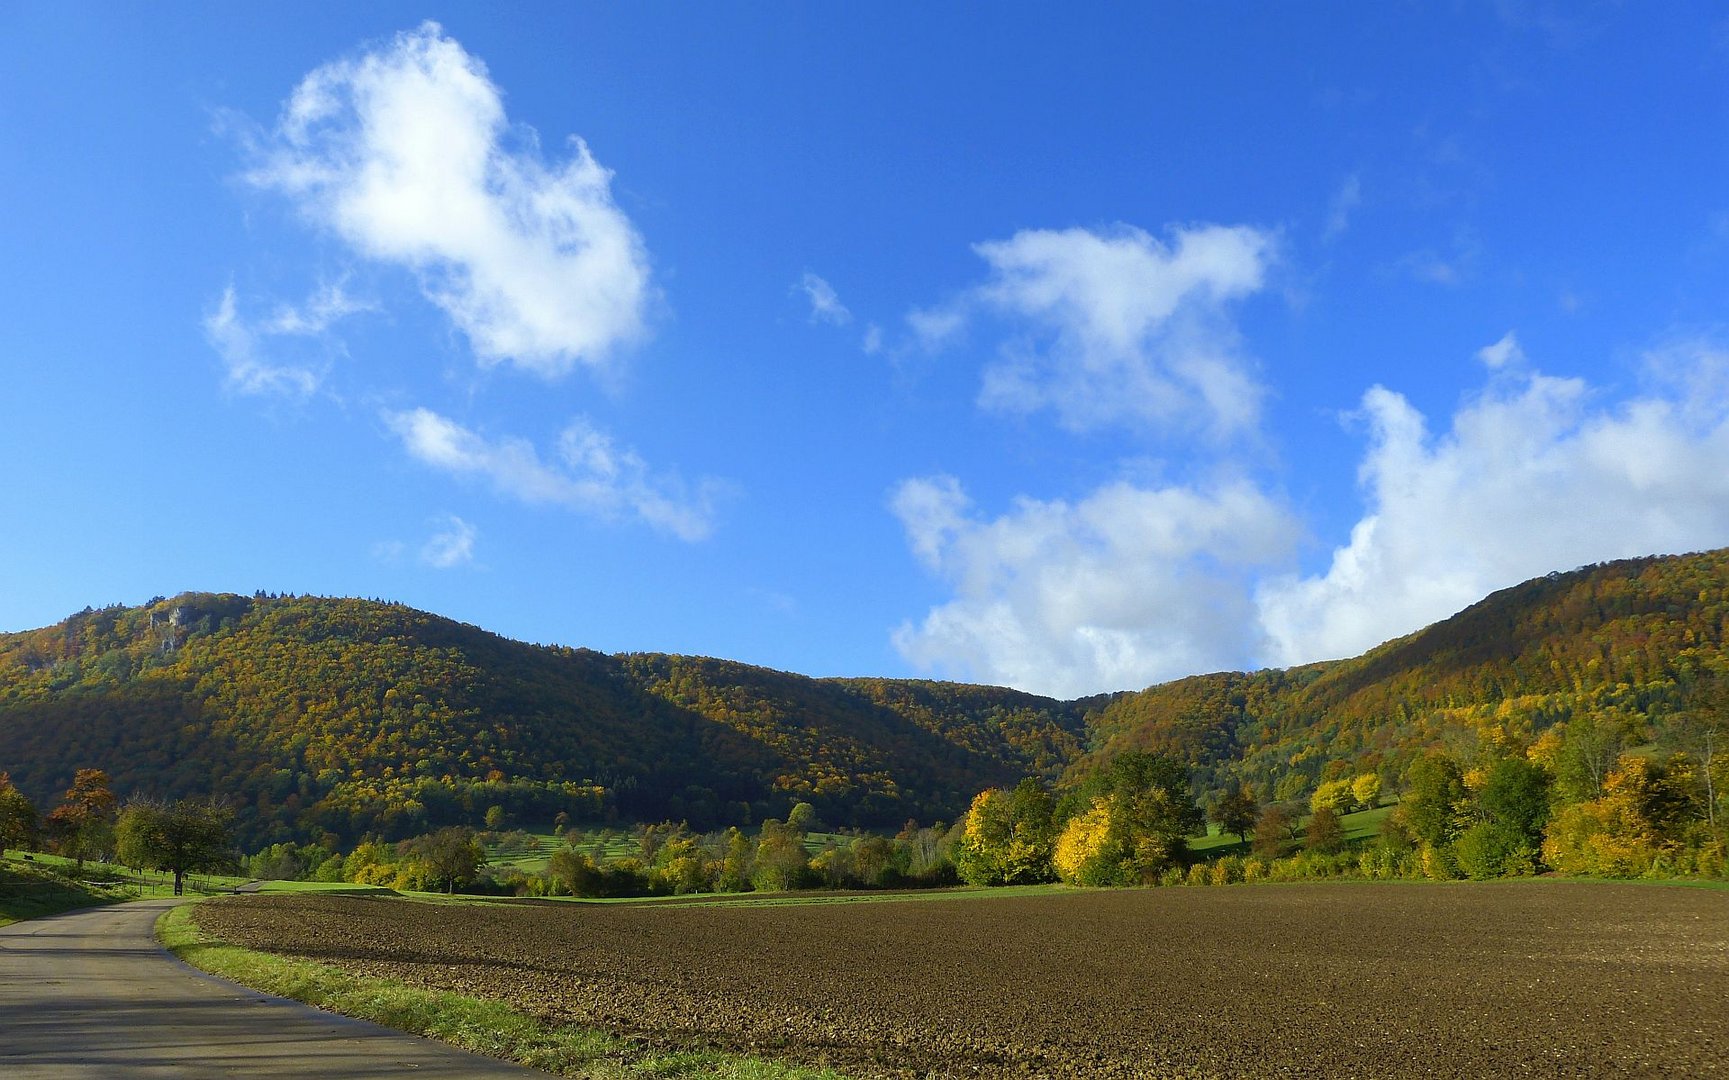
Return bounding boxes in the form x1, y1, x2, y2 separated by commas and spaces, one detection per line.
157, 902, 852, 1080
0, 860, 139, 927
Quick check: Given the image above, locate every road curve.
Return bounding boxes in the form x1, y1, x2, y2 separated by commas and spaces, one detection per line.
0, 898, 540, 1078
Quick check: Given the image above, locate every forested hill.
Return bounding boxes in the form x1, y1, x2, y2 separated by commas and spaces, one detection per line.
1080, 549, 1729, 804
0, 593, 1087, 846
3, 548, 1726, 848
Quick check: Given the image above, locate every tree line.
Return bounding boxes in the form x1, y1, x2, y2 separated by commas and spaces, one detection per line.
0, 769, 233, 895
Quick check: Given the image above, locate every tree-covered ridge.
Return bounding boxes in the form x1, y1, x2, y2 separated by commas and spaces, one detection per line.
2, 548, 1727, 855
829, 677, 1094, 784
1086, 551, 1729, 805
0, 594, 1080, 847
615, 655, 1088, 820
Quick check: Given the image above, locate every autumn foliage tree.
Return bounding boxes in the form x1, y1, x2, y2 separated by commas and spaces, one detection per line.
957, 779, 1056, 886
0, 773, 38, 859
1051, 753, 1201, 886
47, 769, 116, 870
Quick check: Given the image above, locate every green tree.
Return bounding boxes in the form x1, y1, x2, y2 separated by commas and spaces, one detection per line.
1555, 712, 1627, 803
956, 778, 1056, 886
1400, 754, 1468, 848
115, 799, 233, 896
1478, 757, 1552, 847
410, 826, 486, 894
0, 774, 38, 860
786, 801, 818, 834
1453, 820, 1534, 880
1052, 753, 1203, 886
750, 818, 811, 891
547, 847, 603, 896
1209, 785, 1258, 845
715, 827, 754, 892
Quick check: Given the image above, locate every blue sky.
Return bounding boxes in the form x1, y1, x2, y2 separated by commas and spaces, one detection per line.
6, 4, 1729, 698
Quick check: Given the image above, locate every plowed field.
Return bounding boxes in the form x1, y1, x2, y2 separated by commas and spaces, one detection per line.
195, 882, 1729, 1078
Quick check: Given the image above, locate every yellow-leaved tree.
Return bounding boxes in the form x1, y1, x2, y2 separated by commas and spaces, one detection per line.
1052, 800, 1111, 884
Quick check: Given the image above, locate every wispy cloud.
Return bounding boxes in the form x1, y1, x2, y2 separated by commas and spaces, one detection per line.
204, 284, 369, 397
913, 222, 1277, 438
1323, 174, 1361, 241
795, 272, 852, 326
384, 407, 726, 540
420, 514, 477, 568
245, 21, 652, 377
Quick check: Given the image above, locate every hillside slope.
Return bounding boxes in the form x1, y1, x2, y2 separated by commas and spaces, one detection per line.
0, 594, 1085, 846
3, 548, 1726, 848
1081, 550, 1729, 800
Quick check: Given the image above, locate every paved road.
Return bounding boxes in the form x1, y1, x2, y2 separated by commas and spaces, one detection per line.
0, 898, 540, 1078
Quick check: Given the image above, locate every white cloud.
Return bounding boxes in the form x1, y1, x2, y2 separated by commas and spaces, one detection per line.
895, 341, 1729, 695
384, 408, 723, 540
919, 223, 1276, 437
861, 323, 884, 356
205, 284, 369, 397
1257, 346, 1729, 666
249, 21, 651, 377
420, 514, 477, 568
795, 272, 851, 325
891, 474, 1299, 698
1477, 330, 1525, 369
906, 305, 967, 352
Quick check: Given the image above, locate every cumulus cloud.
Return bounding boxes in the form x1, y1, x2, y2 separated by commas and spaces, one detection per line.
384, 408, 722, 540
1477, 330, 1526, 369
420, 514, 477, 568
895, 340, 1729, 695
1256, 345, 1729, 666
917, 223, 1276, 437
795, 272, 851, 325
248, 21, 651, 377
890, 474, 1299, 698
204, 284, 370, 396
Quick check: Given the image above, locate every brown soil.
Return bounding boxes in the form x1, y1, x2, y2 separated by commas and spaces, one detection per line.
195, 882, 1729, 1078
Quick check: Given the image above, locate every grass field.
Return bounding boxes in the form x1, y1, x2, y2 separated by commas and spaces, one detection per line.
1189, 802, 1394, 856
0, 851, 254, 926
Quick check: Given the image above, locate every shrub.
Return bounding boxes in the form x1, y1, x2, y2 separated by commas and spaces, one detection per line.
1418, 842, 1459, 881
